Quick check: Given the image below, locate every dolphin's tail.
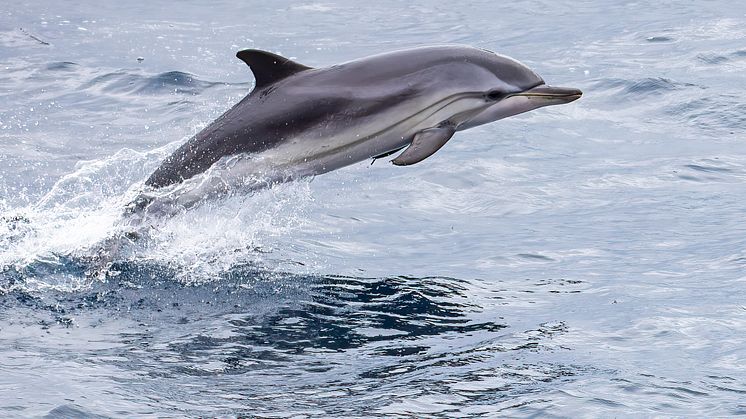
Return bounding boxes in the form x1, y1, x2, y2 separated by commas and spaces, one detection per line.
82, 192, 164, 279
83, 203, 156, 279
123, 193, 156, 217
84, 231, 137, 279
121, 188, 188, 224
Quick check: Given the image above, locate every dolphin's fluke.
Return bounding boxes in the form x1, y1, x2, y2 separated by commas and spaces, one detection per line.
236, 49, 312, 89
392, 126, 456, 166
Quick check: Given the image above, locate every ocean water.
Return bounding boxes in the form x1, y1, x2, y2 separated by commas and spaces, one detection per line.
2, 1, 746, 417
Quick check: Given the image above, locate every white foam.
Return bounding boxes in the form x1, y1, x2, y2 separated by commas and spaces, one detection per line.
0, 139, 320, 293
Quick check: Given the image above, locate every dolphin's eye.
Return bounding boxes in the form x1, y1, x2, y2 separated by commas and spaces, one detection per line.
486, 90, 505, 101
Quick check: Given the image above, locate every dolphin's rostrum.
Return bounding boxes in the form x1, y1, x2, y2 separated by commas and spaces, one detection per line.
133, 45, 581, 215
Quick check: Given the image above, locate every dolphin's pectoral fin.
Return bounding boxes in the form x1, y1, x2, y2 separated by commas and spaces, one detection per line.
236, 49, 313, 90
391, 126, 456, 166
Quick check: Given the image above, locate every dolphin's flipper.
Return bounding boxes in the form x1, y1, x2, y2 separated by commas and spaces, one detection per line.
392, 126, 456, 166
236, 49, 312, 89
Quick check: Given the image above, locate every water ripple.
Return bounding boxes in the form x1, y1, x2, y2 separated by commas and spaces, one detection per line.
593, 77, 698, 97
79, 70, 225, 96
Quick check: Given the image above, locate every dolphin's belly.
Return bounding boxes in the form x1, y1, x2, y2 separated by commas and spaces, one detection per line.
254, 123, 412, 177
252, 96, 478, 176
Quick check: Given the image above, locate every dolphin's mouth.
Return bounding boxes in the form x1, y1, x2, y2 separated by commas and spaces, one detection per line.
513, 84, 583, 103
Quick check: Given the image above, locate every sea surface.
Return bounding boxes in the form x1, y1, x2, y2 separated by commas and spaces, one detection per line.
2, 1, 746, 417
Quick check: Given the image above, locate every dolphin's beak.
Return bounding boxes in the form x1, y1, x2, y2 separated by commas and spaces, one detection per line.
513, 85, 583, 103
459, 84, 582, 130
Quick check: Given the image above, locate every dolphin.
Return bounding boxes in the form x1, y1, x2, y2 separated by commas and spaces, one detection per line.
129, 45, 581, 216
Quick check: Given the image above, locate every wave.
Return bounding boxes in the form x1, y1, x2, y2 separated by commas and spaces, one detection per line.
79, 70, 229, 96
665, 96, 746, 131
591, 77, 699, 96
2, 270, 506, 351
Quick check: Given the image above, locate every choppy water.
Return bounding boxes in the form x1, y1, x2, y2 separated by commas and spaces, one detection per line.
2, 1, 746, 417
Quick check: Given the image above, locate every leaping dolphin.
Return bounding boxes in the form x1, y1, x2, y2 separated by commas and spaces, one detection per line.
130, 45, 581, 216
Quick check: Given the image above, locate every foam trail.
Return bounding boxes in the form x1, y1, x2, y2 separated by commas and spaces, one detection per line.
1, 138, 316, 292
0, 145, 166, 290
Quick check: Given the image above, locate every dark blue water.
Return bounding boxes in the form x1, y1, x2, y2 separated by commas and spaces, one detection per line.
2, 1, 746, 417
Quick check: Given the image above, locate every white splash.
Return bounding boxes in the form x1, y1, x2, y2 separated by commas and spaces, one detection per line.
0, 139, 319, 293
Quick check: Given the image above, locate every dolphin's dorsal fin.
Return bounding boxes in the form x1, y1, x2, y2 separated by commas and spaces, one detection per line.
236, 49, 311, 89
392, 125, 456, 166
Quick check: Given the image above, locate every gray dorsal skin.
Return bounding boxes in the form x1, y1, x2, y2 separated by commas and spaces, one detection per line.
140, 45, 582, 213
392, 125, 456, 166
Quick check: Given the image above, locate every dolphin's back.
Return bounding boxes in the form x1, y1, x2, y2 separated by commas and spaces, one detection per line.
145, 79, 421, 188
145, 111, 247, 188
145, 92, 351, 188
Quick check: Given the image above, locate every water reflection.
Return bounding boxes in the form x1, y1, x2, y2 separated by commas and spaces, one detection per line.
0, 262, 591, 416
3, 266, 506, 349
